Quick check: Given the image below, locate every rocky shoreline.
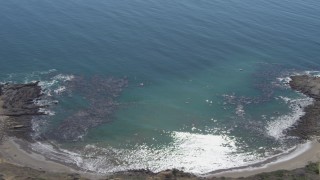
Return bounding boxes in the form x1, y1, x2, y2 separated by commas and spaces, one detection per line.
287, 75, 320, 140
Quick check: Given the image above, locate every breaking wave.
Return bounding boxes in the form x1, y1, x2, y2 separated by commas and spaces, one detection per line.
266, 96, 313, 140
31, 131, 264, 174
38, 74, 74, 96
266, 71, 320, 140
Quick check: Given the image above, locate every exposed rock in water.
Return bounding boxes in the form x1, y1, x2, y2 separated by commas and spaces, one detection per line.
1, 82, 44, 116
289, 75, 320, 100
0, 82, 44, 141
50, 76, 128, 142
286, 75, 320, 139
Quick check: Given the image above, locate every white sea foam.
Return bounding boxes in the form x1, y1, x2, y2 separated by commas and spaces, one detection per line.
39, 108, 56, 116
34, 74, 74, 117
54, 86, 66, 94
276, 77, 292, 85
31, 142, 83, 165
29, 132, 267, 174
266, 96, 313, 140
31, 132, 311, 176
275, 70, 320, 87
37, 73, 74, 96
235, 104, 245, 117
38, 80, 58, 90
305, 70, 320, 77
104, 132, 259, 174
211, 140, 312, 177
53, 74, 75, 82
39, 69, 57, 74
33, 99, 58, 107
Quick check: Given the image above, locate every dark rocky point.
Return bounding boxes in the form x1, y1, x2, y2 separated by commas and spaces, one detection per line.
0, 82, 44, 141
289, 75, 320, 100
287, 75, 320, 139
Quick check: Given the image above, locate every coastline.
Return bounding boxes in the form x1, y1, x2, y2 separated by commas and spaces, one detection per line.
0, 137, 197, 180
1, 75, 320, 179
0, 131, 319, 179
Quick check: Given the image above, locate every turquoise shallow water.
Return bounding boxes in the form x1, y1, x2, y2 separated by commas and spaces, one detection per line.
1, 0, 320, 174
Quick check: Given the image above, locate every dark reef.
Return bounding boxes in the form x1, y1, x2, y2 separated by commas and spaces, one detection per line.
50, 76, 128, 141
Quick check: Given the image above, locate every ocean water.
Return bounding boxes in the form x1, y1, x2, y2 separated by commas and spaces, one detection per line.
1, 0, 320, 175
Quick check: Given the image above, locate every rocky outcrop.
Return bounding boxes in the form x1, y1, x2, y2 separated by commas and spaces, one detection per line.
1, 82, 44, 116
0, 76, 129, 142
289, 75, 320, 100
287, 75, 320, 139
0, 82, 43, 141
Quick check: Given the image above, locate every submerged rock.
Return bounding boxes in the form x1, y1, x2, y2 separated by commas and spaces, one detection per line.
50, 76, 128, 142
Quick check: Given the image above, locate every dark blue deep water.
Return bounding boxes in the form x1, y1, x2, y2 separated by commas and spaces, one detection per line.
1, 0, 320, 174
